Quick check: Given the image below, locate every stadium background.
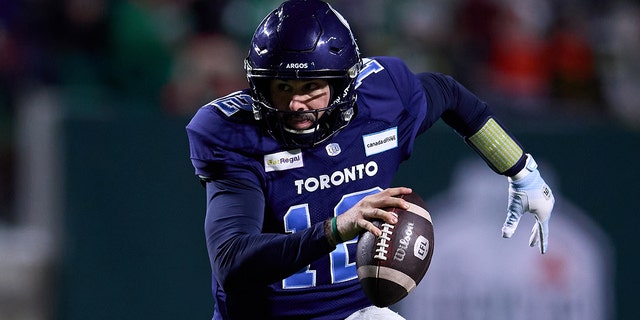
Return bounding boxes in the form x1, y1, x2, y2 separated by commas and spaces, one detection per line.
0, 0, 638, 319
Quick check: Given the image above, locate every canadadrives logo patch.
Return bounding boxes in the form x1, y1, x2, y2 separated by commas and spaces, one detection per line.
362, 127, 398, 156
264, 149, 304, 172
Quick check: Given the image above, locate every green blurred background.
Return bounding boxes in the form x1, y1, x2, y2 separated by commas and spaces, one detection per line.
1, 0, 638, 319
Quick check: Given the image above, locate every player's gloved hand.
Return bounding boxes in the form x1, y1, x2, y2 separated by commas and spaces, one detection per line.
502, 154, 555, 254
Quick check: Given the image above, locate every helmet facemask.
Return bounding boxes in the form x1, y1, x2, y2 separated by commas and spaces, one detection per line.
247, 63, 360, 149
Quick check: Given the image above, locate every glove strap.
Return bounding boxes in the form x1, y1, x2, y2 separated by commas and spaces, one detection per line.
510, 154, 538, 181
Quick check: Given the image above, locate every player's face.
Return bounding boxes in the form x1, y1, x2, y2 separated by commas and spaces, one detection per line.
269, 79, 331, 131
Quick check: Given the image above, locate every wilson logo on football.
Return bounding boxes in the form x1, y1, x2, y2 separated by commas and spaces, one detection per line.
393, 222, 415, 262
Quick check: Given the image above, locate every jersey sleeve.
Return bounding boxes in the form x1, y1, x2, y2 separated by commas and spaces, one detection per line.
358, 57, 429, 159
186, 96, 266, 184
414, 72, 491, 135
204, 178, 335, 292
359, 56, 523, 173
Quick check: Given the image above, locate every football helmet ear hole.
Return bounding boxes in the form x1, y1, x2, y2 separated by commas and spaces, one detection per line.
252, 79, 271, 103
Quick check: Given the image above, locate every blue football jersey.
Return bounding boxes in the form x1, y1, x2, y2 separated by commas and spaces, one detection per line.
186, 56, 485, 319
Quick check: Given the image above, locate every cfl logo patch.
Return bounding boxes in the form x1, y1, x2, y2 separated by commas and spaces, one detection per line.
542, 184, 552, 200
414, 235, 429, 260
325, 143, 341, 156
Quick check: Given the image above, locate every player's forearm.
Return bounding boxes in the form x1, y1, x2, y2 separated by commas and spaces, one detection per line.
210, 222, 333, 291
463, 116, 527, 176
204, 180, 334, 292
418, 72, 526, 175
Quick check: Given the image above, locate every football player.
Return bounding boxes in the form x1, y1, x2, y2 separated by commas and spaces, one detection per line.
186, 0, 555, 319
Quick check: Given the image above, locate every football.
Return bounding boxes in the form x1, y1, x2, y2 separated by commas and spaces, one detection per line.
356, 192, 434, 307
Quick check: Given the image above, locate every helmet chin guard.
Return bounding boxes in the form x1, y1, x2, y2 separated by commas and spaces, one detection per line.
245, 0, 362, 148
255, 94, 358, 149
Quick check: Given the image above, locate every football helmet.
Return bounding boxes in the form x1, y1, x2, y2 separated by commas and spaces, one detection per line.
245, 0, 362, 148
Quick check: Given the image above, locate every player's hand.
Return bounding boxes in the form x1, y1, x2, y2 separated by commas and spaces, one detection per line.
335, 187, 413, 241
502, 154, 555, 254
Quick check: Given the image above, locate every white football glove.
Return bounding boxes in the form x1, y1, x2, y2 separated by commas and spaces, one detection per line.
502, 154, 555, 254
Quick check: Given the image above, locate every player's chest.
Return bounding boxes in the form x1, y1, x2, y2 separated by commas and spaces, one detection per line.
262, 129, 403, 223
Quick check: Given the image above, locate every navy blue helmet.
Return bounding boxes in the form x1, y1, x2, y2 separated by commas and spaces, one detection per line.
245, 0, 362, 148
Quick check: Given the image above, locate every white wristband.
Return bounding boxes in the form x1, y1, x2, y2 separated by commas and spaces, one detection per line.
510, 154, 537, 181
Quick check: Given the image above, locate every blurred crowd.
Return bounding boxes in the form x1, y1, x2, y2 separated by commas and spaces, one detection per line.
1, 0, 639, 222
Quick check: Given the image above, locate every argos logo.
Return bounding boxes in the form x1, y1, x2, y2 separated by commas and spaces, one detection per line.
286, 63, 309, 69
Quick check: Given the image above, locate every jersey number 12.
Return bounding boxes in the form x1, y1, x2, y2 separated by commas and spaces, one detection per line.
282, 188, 382, 289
